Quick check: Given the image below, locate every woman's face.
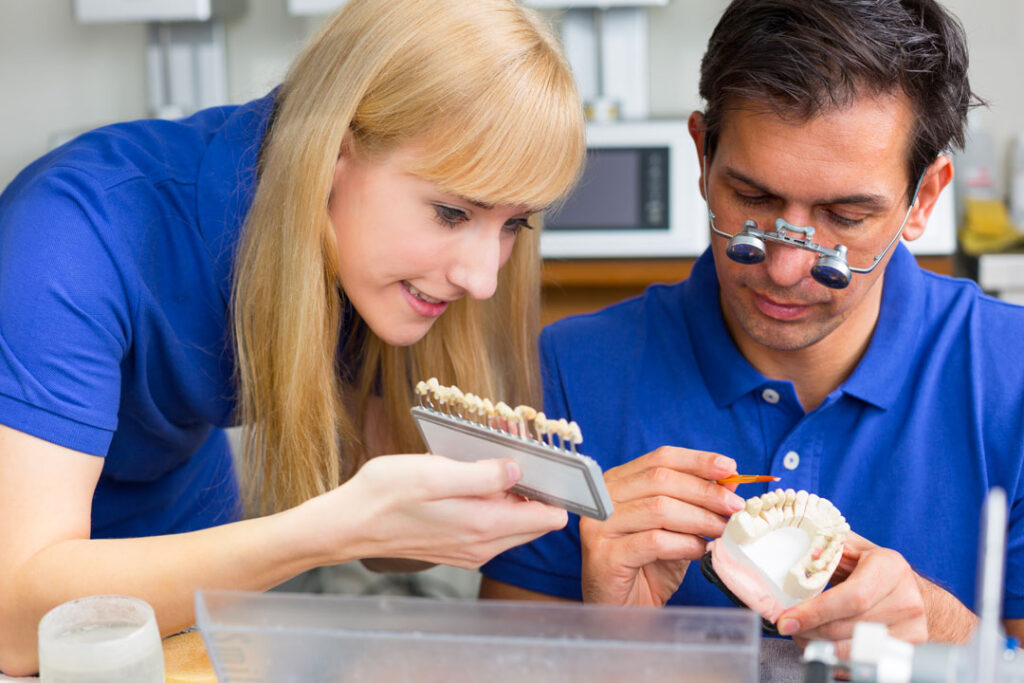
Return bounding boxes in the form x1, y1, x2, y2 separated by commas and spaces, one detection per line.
328, 143, 535, 346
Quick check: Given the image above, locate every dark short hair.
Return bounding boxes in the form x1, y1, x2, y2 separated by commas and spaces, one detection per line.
698, 0, 984, 198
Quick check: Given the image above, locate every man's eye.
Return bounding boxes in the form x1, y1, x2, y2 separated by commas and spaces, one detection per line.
826, 210, 866, 228
736, 193, 772, 207
433, 204, 469, 228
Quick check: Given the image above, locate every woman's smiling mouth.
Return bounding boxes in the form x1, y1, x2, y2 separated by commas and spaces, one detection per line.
401, 281, 450, 317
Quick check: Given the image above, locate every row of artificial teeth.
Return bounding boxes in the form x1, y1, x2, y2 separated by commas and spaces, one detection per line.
726, 489, 849, 579
414, 378, 583, 453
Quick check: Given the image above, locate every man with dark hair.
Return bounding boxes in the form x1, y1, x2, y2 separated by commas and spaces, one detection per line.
480, 0, 1024, 653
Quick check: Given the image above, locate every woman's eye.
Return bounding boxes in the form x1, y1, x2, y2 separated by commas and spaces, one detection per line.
433, 204, 469, 229
503, 218, 533, 236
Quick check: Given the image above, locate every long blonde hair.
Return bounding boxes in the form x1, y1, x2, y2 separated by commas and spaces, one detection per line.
231, 0, 585, 516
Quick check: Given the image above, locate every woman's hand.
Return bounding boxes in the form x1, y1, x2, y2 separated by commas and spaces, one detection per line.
311, 454, 568, 569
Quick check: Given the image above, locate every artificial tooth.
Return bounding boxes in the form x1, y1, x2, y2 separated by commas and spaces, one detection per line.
798, 494, 822, 534
761, 502, 784, 529
793, 490, 809, 525
746, 497, 764, 517
725, 510, 770, 544
782, 489, 797, 525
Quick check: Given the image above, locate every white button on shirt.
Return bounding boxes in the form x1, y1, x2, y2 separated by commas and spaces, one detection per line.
783, 451, 800, 470
761, 387, 780, 404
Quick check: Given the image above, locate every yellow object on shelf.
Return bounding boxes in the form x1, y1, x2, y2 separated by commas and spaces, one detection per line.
959, 198, 1024, 255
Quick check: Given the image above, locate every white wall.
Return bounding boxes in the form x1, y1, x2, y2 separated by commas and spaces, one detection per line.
2, 1, 1022, 193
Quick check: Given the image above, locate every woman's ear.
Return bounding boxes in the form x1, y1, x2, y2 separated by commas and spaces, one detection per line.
688, 111, 708, 201
902, 155, 953, 243
334, 131, 355, 186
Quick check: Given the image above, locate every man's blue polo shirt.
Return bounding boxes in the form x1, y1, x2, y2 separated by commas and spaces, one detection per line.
481, 246, 1024, 617
0, 94, 276, 538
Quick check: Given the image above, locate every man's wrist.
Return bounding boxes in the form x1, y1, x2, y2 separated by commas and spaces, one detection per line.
914, 573, 978, 643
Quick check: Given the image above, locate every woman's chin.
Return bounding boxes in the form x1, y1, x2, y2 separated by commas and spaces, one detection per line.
373, 321, 435, 347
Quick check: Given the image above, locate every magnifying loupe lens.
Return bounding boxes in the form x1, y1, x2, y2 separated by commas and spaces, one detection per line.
726, 235, 766, 264
811, 257, 851, 289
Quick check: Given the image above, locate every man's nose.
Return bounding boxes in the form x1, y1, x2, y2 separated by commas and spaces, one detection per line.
763, 221, 821, 288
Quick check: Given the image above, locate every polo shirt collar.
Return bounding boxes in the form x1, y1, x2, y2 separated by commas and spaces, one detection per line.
683, 250, 766, 408
683, 244, 925, 411
839, 244, 924, 410
196, 90, 277, 308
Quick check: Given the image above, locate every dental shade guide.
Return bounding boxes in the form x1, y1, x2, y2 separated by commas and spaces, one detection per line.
410, 379, 613, 520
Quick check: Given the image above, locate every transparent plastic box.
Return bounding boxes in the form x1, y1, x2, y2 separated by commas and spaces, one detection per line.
195, 589, 759, 682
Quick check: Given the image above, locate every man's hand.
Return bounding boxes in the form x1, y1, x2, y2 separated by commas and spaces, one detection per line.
778, 531, 977, 657
579, 446, 745, 606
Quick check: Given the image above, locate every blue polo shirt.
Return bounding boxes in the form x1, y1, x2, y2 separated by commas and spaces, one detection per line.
0, 93, 277, 538
481, 246, 1024, 617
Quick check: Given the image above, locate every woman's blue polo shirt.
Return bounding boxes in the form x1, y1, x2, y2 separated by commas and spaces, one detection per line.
0, 94, 276, 538
482, 246, 1024, 617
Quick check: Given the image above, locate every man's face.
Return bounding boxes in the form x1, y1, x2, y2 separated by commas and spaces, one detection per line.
694, 94, 923, 361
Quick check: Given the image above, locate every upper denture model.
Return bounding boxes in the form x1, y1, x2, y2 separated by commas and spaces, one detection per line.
707, 489, 849, 625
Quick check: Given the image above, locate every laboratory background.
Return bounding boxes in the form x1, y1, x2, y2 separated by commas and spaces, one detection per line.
2, 0, 1024, 599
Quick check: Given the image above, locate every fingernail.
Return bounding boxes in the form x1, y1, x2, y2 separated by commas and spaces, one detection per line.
506, 461, 521, 484
778, 618, 799, 636
715, 456, 735, 472
727, 492, 745, 511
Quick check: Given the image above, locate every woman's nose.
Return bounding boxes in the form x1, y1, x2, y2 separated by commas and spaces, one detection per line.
446, 230, 501, 301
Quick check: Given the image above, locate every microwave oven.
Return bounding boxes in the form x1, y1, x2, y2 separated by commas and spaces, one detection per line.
540, 120, 708, 258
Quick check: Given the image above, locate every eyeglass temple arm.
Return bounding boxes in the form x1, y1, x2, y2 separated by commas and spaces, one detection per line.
846, 171, 927, 274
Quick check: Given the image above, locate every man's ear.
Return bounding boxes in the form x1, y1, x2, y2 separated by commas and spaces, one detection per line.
689, 111, 708, 201
902, 155, 953, 242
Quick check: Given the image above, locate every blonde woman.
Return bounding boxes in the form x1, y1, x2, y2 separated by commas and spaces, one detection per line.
0, 0, 584, 675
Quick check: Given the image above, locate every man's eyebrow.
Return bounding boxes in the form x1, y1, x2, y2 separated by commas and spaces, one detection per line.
723, 167, 891, 211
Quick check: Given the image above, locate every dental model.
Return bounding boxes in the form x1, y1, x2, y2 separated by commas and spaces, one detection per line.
706, 489, 849, 625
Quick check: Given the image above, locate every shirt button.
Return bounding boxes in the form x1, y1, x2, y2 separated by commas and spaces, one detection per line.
761, 388, 780, 404
783, 451, 800, 470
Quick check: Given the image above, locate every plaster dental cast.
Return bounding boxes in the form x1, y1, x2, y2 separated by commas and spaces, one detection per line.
0, 0, 585, 676
707, 490, 849, 624
479, 0, 1024, 658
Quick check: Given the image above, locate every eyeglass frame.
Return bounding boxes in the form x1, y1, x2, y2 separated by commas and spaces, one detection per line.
701, 153, 926, 289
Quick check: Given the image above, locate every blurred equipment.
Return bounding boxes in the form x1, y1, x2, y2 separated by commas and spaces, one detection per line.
1010, 132, 1024, 232
73, 0, 244, 118
525, 0, 668, 121
801, 488, 1024, 682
